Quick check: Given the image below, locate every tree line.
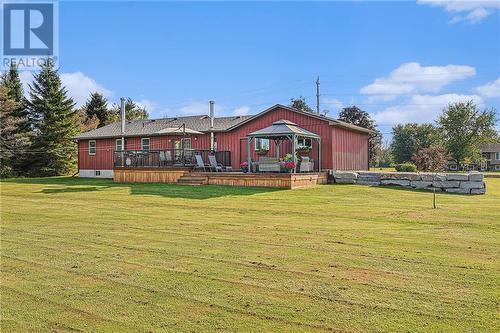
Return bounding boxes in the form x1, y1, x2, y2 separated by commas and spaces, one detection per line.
0, 60, 149, 178
290, 96, 499, 171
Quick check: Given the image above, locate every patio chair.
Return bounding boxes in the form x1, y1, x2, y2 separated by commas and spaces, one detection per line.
209, 155, 233, 172
194, 154, 211, 172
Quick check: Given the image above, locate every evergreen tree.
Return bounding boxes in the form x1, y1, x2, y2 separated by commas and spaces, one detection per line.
25, 59, 79, 176
0, 86, 29, 177
1, 62, 32, 174
83, 92, 109, 127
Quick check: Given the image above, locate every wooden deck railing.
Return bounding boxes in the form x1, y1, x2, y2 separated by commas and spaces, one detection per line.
113, 149, 231, 168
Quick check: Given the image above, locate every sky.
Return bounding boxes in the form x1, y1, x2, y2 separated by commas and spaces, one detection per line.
17, 0, 500, 138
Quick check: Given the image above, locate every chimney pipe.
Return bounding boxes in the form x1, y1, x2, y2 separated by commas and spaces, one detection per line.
120, 97, 126, 134
209, 101, 215, 151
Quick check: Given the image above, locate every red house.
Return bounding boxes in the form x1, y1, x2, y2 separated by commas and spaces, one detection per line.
75, 104, 373, 179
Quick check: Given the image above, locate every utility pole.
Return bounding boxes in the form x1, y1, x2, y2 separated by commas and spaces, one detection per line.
316, 76, 320, 114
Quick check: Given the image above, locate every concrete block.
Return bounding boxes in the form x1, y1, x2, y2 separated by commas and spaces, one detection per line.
381, 179, 411, 186
421, 173, 446, 182
471, 188, 486, 195
357, 180, 380, 186
446, 173, 469, 181
411, 181, 433, 189
333, 172, 358, 179
460, 181, 485, 189
432, 181, 460, 188
357, 172, 382, 180
335, 178, 356, 184
445, 188, 471, 194
469, 172, 484, 182
381, 173, 421, 181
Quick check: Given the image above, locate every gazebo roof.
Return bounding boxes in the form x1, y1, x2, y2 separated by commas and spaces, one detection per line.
248, 120, 320, 139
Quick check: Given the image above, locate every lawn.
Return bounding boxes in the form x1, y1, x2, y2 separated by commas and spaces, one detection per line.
1, 177, 499, 332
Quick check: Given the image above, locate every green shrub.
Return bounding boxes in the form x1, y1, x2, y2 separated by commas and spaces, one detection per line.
395, 163, 417, 172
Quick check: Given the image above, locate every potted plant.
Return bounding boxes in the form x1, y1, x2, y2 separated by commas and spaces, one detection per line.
296, 146, 311, 157
240, 161, 249, 173
255, 149, 268, 156
281, 161, 296, 173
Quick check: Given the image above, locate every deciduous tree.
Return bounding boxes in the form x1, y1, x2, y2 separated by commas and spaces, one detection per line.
290, 96, 314, 113
412, 145, 451, 172
391, 123, 439, 164
438, 101, 498, 163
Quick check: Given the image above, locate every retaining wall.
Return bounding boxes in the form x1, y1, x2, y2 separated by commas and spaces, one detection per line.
329, 171, 486, 194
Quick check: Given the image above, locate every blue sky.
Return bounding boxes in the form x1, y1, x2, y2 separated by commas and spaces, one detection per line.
22, 1, 500, 137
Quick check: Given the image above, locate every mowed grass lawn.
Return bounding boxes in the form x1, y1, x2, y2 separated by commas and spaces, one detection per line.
1, 177, 499, 332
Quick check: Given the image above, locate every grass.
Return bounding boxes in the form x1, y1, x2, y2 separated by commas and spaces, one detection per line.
1, 177, 499, 332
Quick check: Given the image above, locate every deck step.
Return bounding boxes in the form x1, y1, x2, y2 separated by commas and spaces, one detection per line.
177, 173, 208, 185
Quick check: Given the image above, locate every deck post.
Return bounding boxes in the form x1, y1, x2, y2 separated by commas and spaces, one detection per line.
292, 134, 297, 174
275, 139, 280, 160
247, 136, 252, 173
317, 138, 321, 172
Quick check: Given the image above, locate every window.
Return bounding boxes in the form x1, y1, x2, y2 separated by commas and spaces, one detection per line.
496, 152, 500, 160
95, 170, 101, 176
116, 139, 124, 151
298, 138, 312, 149
449, 164, 458, 170
88, 140, 96, 155
182, 138, 192, 149
141, 138, 150, 151
255, 138, 269, 151
496, 165, 500, 171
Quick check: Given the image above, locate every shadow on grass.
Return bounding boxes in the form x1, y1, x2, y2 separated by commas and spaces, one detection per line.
3, 176, 282, 200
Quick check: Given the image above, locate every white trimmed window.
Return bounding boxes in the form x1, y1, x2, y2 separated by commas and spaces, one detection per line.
181, 138, 192, 149
141, 138, 150, 151
496, 165, 500, 171
255, 138, 269, 151
88, 140, 96, 155
116, 139, 123, 151
496, 152, 500, 160
298, 138, 312, 149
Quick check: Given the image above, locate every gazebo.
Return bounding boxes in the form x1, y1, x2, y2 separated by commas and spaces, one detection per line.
246, 119, 321, 173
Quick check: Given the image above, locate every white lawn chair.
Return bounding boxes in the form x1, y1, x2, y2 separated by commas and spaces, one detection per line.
195, 154, 210, 172
209, 155, 233, 172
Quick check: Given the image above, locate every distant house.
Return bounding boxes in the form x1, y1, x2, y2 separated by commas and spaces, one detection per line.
74, 104, 375, 178
448, 144, 500, 172
481, 144, 500, 171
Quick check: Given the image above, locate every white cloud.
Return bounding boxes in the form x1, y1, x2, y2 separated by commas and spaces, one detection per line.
322, 98, 343, 110
60, 72, 112, 107
178, 101, 208, 115
19, 71, 112, 107
418, 0, 500, 23
136, 99, 158, 112
372, 93, 484, 125
474, 77, 500, 98
232, 106, 251, 116
360, 62, 476, 101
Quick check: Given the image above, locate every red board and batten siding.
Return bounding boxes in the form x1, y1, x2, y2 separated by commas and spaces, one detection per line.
78, 134, 210, 170
331, 126, 369, 170
216, 107, 333, 169
77, 105, 370, 172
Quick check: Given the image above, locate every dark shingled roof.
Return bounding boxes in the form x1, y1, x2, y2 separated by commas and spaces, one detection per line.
248, 120, 320, 138
75, 104, 376, 140
481, 143, 500, 152
74, 115, 252, 140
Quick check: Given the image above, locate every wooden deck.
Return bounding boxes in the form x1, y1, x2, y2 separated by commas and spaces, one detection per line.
113, 168, 327, 189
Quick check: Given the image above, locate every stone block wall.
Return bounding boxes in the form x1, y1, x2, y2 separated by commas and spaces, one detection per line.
328, 171, 486, 194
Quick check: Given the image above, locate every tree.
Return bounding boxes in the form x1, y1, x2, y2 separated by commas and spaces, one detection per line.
412, 145, 451, 172
106, 98, 149, 124
339, 106, 381, 165
290, 96, 314, 113
1, 62, 32, 175
438, 101, 498, 164
78, 109, 100, 132
0, 86, 30, 177
391, 123, 439, 164
25, 59, 79, 176
82, 92, 110, 127
374, 140, 393, 168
